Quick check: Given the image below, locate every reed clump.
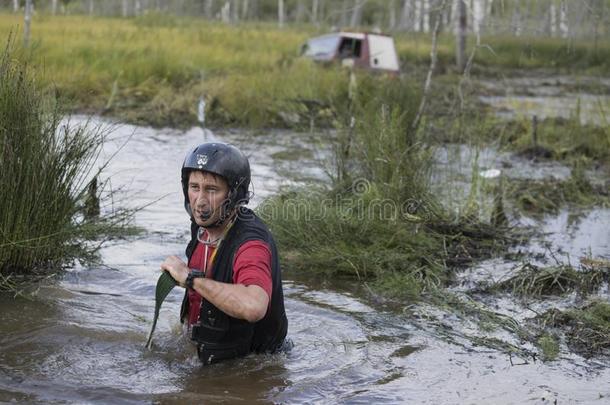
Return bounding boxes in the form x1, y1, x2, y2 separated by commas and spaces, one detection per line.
537, 301, 610, 358
0, 42, 133, 292
495, 262, 608, 298
260, 74, 513, 301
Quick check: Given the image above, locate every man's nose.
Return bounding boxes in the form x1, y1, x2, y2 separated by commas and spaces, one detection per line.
195, 192, 208, 206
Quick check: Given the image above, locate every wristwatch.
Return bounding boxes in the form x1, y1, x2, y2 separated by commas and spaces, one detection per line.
186, 270, 205, 290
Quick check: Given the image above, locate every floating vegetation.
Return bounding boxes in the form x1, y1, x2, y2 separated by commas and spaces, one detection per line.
495, 262, 608, 298
536, 334, 560, 361
537, 301, 610, 358
507, 165, 609, 216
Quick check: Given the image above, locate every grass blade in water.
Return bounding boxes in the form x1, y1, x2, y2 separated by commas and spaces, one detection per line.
146, 271, 178, 349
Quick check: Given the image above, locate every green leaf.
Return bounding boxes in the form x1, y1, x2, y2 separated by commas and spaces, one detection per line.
145, 271, 178, 349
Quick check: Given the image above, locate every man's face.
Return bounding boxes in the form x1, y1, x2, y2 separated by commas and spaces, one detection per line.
187, 171, 230, 227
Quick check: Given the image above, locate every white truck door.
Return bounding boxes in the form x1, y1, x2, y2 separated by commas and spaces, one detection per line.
368, 35, 400, 72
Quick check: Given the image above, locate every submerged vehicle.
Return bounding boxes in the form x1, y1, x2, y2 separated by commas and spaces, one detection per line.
301, 32, 400, 74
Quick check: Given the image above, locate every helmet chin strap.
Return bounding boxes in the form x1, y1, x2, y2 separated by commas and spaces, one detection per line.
196, 209, 237, 245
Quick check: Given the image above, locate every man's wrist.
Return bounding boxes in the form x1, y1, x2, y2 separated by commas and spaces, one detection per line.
186, 270, 205, 290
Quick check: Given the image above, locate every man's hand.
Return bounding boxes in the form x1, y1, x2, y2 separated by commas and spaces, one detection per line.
160, 255, 189, 287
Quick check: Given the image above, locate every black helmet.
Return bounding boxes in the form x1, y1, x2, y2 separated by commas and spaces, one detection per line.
181, 142, 251, 216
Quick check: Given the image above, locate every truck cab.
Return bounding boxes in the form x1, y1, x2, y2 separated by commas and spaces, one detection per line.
301, 32, 400, 74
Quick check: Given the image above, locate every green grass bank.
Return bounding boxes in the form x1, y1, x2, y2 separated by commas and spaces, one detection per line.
2, 13, 610, 130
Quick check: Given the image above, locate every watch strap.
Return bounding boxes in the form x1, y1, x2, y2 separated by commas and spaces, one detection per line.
186, 270, 205, 290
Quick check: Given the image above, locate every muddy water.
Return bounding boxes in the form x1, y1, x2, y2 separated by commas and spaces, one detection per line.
1, 118, 609, 404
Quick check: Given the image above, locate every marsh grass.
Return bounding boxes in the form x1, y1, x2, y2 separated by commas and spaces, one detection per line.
536, 334, 560, 361
0, 41, 134, 292
507, 164, 609, 216
2, 14, 609, 128
260, 75, 514, 301
0, 14, 338, 128
510, 116, 610, 164
538, 301, 610, 358
495, 262, 608, 298
394, 33, 610, 74
469, 35, 610, 73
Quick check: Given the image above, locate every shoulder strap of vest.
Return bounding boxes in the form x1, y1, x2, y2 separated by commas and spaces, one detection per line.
185, 220, 199, 260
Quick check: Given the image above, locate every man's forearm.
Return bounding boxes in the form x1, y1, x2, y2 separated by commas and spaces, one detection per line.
192, 277, 268, 323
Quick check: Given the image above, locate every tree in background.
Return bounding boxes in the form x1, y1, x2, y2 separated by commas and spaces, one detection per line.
0, 0, 608, 41
455, 0, 466, 72
23, 0, 31, 47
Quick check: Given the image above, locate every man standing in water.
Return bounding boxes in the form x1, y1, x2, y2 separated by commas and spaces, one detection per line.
161, 142, 288, 364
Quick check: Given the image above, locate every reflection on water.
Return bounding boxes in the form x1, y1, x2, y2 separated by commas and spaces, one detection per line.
479, 94, 610, 126
478, 75, 610, 126
1, 117, 608, 404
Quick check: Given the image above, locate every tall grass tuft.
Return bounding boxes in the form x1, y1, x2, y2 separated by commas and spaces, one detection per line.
0, 41, 131, 290
260, 74, 511, 300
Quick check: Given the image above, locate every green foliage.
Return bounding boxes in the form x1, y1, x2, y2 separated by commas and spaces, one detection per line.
496, 262, 608, 298
540, 301, 610, 358
507, 164, 610, 216
333, 75, 431, 200
537, 334, 560, 361
259, 187, 446, 299
472, 36, 610, 73
260, 75, 512, 299
0, 41, 133, 289
3, 14, 609, 129
394, 33, 610, 74
510, 116, 610, 164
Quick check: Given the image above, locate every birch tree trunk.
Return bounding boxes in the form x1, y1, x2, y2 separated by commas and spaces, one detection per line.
350, 0, 365, 27
340, 0, 349, 27
221, 1, 231, 23
204, 0, 215, 18
399, 0, 411, 30
422, 0, 429, 33
278, 0, 284, 28
523, 0, 532, 35
13, 0, 19, 12
231, 0, 239, 22
550, 2, 557, 36
51, 0, 58, 15
411, 3, 443, 134
23, 0, 32, 47
388, 0, 396, 30
455, 0, 466, 72
295, 0, 306, 22
511, 2, 522, 36
311, 0, 319, 24
242, 0, 250, 20
122, 0, 129, 17
593, 0, 603, 52
559, 0, 569, 38
88, 0, 94, 16
134, 0, 142, 16
485, 0, 493, 20
414, 0, 422, 32
472, 0, 484, 35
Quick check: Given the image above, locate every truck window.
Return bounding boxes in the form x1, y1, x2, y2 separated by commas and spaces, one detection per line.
302, 35, 340, 60
338, 38, 362, 59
